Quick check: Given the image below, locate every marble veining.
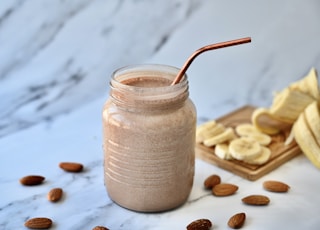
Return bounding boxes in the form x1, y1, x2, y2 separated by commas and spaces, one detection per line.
1, 0, 320, 229
0, 0, 201, 138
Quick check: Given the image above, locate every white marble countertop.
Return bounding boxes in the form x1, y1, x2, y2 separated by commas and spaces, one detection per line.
1, 0, 320, 229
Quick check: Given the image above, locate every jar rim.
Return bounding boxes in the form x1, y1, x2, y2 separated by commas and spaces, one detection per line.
109, 64, 189, 109
110, 64, 188, 92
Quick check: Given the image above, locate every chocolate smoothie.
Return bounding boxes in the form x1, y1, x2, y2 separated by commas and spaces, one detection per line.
102, 65, 196, 212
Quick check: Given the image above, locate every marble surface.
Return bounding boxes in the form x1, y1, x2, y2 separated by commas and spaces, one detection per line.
1, 0, 320, 229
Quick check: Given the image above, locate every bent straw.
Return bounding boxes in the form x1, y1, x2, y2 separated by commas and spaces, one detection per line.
171, 37, 251, 85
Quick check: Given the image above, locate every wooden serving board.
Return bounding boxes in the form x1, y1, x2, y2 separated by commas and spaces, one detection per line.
196, 105, 301, 181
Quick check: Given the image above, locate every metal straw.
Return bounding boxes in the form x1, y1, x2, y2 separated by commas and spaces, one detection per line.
171, 37, 252, 85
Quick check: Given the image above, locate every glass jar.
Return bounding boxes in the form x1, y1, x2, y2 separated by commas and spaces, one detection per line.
102, 64, 196, 212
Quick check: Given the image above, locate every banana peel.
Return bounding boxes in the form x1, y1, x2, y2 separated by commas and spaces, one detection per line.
289, 68, 319, 101
293, 106, 320, 169
251, 107, 292, 135
252, 67, 320, 169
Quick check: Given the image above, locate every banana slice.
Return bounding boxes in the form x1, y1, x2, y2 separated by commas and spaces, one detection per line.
293, 112, 320, 169
243, 146, 271, 165
196, 121, 225, 143
215, 143, 233, 160
235, 123, 260, 136
196, 120, 217, 142
196, 120, 217, 133
246, 132, 272, 146
235, 123, 271, 146
203, 128, 235, 147
229, 137, 262, 161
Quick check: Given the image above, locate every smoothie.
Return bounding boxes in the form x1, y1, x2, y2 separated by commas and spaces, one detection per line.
102, 65, 196, 212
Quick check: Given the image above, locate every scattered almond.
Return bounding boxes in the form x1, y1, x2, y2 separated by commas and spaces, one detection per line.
20, 175, 45, 186
212, 183, 238, 196
59, 162, 83, 172
204, 174, 221, 189
263, 180, 290, 193
47, 188, 63, 202
92, 226, 109, 230
228, 212, 246, 229
24, 217, 52, 229
186, 218, 212, 230
242, 195, 270, 206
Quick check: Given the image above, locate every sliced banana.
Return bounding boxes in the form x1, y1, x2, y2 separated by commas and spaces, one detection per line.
196, 121, 225, 143
243, 146, 271, 165
235, 123, 272, 146
196, 120, 217, 142
196, 120, 217, 134
246, 132, 272, 146
235, 123, 260, 136
229, 137, 262, 161
215, 143, 233, 160
203, 127, 235, 147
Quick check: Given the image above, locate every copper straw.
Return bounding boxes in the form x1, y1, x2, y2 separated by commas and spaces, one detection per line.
171, 37, 251, 85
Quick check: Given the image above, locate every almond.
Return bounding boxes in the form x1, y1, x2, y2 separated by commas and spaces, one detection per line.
212, 183, 238, 196
59, 162, 83, 172
24, 217, 52, 229
20, 175, 45, 186
186, 218, 212, 230
92, 226, 109, 230
228, 212, 246, 229
263, 180, 290, 193
242, 195, 270, 206
47, 188, 63, 202
204, 174, 221, 189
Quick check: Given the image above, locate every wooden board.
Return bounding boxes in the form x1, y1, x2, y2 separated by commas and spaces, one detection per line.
196, 105, 301, 181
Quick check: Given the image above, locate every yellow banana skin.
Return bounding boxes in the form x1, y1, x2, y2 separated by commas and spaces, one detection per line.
304, 101, 320, 146
251, 108, 291, 135
293, 111, 320, 169
289, 68, 319, 101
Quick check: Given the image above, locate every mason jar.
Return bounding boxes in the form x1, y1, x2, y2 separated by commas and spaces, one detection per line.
102, 64, 196, 212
